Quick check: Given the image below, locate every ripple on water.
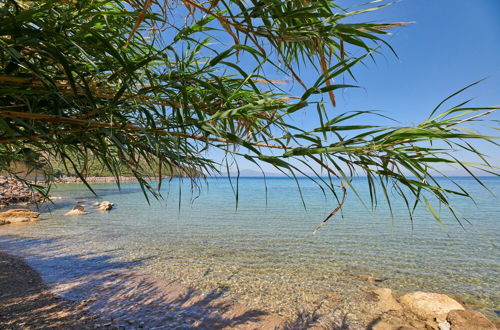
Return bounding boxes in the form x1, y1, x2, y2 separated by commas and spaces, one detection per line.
0, 178, 499, 321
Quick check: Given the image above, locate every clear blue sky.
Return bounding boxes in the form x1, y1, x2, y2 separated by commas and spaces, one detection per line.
332, 0, 500, 128
175, 0, 500, 176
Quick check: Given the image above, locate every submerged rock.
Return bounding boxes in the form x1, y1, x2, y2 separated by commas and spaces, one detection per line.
399, 292, 464, 321
0, 209, 40, 224
65, 205, 87, 216
446, 309, 496, 330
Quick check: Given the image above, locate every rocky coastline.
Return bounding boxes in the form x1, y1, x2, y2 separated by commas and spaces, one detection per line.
0, 175, 153, 208
0, 176, 44, 208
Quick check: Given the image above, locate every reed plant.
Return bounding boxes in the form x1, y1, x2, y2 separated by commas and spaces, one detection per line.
0, 0, 497, 225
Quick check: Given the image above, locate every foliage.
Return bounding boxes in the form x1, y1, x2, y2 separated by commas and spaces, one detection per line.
0, 0, 497, 225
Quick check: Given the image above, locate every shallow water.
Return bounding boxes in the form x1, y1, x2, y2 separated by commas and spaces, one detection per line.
0, 177, 499, 320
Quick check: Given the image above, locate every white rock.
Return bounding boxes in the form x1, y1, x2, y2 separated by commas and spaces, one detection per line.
438, 320, 451, 330
65, 206, 87, 216
98, 201, 114, 211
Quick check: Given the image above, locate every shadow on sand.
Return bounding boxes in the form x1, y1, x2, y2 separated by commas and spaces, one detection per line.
0, 235, 351, 329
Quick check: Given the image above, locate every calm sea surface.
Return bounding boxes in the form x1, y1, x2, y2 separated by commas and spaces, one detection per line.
1, 177, 498, 318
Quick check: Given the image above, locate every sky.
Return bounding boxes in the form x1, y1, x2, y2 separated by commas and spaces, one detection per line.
233, 0, 500, 176
169, 0, 500, 176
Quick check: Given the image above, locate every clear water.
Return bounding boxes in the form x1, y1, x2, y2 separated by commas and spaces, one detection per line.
0, 177, 499, 320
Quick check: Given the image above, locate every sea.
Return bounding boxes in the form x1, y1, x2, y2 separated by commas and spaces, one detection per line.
0, 177, 498, 321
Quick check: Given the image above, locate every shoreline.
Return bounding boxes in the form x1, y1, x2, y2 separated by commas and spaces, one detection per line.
0, 249, 98, 329
51, 176, 157, 183
1, 233, 498, 329
0, 176, 155, 208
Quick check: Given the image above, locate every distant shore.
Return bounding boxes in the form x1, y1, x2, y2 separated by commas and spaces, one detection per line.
0, 175, 184, 207
51, 176, 154, 183
1, 176, 149, 208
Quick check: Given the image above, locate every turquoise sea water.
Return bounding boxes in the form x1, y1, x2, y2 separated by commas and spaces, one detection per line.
0, 177, 499, 320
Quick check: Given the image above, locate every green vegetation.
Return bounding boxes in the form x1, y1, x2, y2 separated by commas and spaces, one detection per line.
1, 152, 199, 178
0, 0, 497, 223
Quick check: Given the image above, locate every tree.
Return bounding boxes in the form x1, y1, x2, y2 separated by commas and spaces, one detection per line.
0, 0, 497, 225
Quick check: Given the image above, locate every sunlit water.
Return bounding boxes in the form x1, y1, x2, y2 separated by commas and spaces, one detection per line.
1, 177, 499, 320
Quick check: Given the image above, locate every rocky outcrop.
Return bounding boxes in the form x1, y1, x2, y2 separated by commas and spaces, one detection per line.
367, 290, 497, 330
0, 176, 44, 207
446, 309, 496, 330
0, 209, 40, 224
399, 292, 464, 322
97, 201, 114, 211
65, 205, 87, 216
371, 288, 402, 313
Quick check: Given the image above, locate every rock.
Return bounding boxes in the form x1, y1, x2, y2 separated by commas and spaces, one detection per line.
65, 205, 87, 216
437, 320, 450, 330
367, 275, 387, 285
372, 288, 403, 313
399, 292, 464, 321
356, 273, 387, 285
425, 320, 439, 330
0, 176, 44, 205
98, 201, 114, 211
446, 309, 496, 330
370, 320, 414, 330
0, 209, 40, 224
409, 320, 426, 328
